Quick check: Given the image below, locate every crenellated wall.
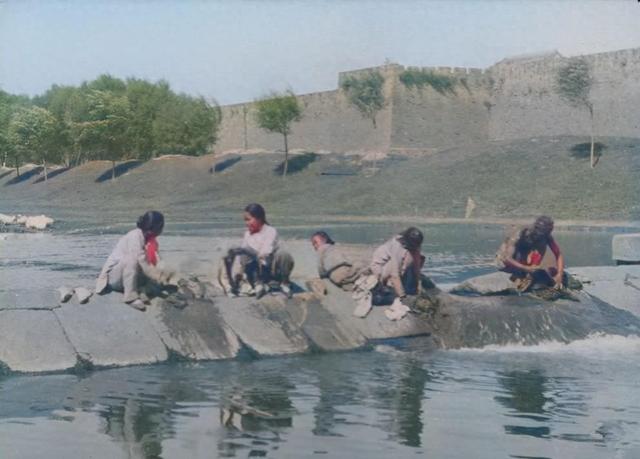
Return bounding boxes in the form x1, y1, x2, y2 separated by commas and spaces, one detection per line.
215, 47, 640, 155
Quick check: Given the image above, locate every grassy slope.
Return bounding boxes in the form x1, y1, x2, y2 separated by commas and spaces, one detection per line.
1, 136, 639, 227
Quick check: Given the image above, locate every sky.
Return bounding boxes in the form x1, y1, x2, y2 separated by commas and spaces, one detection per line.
0, 0, 639, 105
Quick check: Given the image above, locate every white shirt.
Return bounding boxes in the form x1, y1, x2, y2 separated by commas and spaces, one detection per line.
241, 224, 279, 259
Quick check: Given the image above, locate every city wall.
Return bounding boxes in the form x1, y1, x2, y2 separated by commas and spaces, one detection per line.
488, 48, 640, 141
215, 48, 640, 155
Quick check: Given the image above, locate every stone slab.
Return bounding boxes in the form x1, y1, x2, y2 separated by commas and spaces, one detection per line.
612, 233, 640, 263
284, 293, 367, 352
321, 284, 433, 341
428, 288, 640, 349
0, 289, 59, 310
568, 266, 640, 316
0, 310, 77, 372
449, 271, 515, 295
146, 297, 242, 360
216, 295, 311, 356
578, 280, 640, 317
569, 266, 640, 283
54, 294, 168, 368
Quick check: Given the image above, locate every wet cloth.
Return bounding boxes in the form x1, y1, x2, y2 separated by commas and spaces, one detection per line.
384, 298, 411, 321
96, 228, 164, 303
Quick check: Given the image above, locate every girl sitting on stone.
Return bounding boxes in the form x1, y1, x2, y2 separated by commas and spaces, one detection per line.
221, 203, 294, 298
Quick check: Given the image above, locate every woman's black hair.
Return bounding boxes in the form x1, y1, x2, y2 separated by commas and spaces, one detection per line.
533, 215, 554, 234
311, 231, 335, 245
398, 227, 423, 250
529, 215, 554, 244
137, 210, 164, 235
244, 203, 268, 224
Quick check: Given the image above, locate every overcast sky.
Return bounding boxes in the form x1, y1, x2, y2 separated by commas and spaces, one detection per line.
1, 0, 639, 104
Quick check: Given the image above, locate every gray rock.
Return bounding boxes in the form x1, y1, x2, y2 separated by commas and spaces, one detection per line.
217, 295, 311, 356
612, 233, 640, 263
54, 294, 168, 368
146, 296, 242, 360
284, 293, 367, 352
450, 271, 515, 295
321, 284, 434, 340
569, 266, 640, 317
0, 288, 59, 310
58, 286, 74, 303
0, 310, 77, 372
569, 265, 640, 283
74, 287, 93, 304
426, 288, 640, 348
24, 215, 54, 230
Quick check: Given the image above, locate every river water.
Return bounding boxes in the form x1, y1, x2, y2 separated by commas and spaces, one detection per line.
1, 222, 639, 458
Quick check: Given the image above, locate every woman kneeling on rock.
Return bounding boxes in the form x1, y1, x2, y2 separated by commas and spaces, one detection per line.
352, 227, 425, 319
96, 210, 172, 310
221, 203, 294, 298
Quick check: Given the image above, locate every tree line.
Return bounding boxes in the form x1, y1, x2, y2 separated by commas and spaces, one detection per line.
0, 59, 597, 183
0, 75, 221, 180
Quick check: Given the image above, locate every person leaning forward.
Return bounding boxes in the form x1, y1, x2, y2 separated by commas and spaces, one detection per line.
310, 231, 362, 291
96, 211, 173, 310
350, 227, 426, 319
369, 227, 425, 300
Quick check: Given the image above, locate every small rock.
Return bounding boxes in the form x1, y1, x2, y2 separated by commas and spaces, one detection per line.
24, 215, 54, 230
58, 286, 74, 303
0, 213, 16, 225
75, 287, 93, 304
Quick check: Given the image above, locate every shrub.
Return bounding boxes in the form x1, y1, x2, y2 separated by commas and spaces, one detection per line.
399, 69, 458, 95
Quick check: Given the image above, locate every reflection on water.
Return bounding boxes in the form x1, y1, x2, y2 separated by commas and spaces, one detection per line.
1, 347, 639, 458
1, 224, 639, 458
496, 370, 552, 438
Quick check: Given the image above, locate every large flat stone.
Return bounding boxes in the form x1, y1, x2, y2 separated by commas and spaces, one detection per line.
427, 288, 640, 348
579, 280, 640, 317
146, 297, 242, 360
569, 265, 640, 282
568, 266, 640, 317
284, 293, 367, 352
321, 284, 433, 341
450, 271, 515, 295
612, 233, 640, 263
0, 310, 77, 372
0, 289, 59, 310
216, 295, 311, 356
54, 294, 168, 368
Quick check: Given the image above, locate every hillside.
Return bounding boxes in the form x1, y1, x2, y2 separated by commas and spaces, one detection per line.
1, 136, 639, 229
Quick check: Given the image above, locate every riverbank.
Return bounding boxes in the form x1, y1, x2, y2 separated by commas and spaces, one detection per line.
1, 136, 639, 229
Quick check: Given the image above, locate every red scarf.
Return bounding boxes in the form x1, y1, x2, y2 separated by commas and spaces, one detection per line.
145, 235, 159, 266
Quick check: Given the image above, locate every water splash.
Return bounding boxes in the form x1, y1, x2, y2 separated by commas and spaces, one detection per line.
456, 333, 640, 358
